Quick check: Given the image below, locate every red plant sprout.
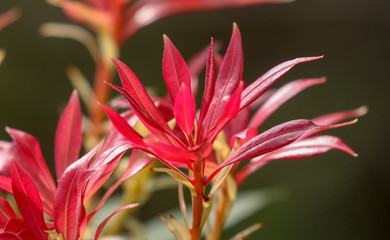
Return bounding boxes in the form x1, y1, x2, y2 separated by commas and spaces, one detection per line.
102, 23, 364, 239
0, 91, 145, 240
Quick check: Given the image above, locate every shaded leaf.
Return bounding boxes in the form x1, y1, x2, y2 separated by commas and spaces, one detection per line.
0, 195, 17, 227
174, 84, 196, 136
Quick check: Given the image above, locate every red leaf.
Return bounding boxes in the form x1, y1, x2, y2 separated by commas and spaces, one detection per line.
240, 56, 323, 110
100, 104, 145, 146
11, 160, 48, 240
248, 77, 326, 128
4, 217, 39, 240
203, 24, 243, 135
0, 195, 17, 227
55, 90, 82, 180
0, 140, 13, 176
0, 175, 12, 194
94, 203, 138, 240
235, 135, 357, 186
174, 84, 196, 136
198, 39, 216, 138
112, 59, 170, 130
53, 145, 99, 240
163, 35, 191, 103
6, 128, 56, 204
0, 232, 22, 240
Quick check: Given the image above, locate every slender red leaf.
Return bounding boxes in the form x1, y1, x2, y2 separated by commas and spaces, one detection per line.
94, 204, 138, 240
112, 59, 170, 129
174, 84, 196, 136
198, 39, 216, 137
163, 35, 191, 103
235, 135, 357, 186
240, 56, 323, 110
55, 90, 82, 180
248, 77, 326, 128
11, 160, 48, 240
3, 217, 39, 240
53, 145, 99, 240
0, 232, 22, 240
6, 128, 55, 203
0, 175, 12, 194
100, 104, 145, 146
203, 24, 243, 134
0, 195, 17, 227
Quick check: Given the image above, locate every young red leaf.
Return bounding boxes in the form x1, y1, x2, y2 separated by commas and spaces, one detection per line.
0, 232, 22, 240
240, 56, 323, 110
11, 160, 48, 240
100, 104, 145, 146
94, 203, 138, 240
112, 59, 170, 129
198, 39, 216, 137
3, 217, 39, 240
174, 84, 196, 136
6, 128, 56, 203
55, 90, 82, 180
235, 135, 357, 186
0, 195, 17, 227
0, 140, 12, 176
0, 175, 12, 194
248, 77, 326, 128
163, 35, 191, 103
53, 145, 99, 240
203, 24, 243, 134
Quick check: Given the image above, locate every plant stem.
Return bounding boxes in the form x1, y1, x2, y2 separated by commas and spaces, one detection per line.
190, 159, 205, 240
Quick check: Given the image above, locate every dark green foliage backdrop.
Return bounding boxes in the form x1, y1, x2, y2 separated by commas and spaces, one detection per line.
0, 0, 389, 239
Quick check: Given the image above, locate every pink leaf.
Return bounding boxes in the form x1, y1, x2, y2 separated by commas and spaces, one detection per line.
55, 90, 82, 180
240, 56, 323, 110
174, 84, 196, 136
53, 145, 99, 240
235, 135, 357, 186
203, 24, 243, 135
0, 140, 13, 176
163, 35, 191, 103
6, 128, 56, 204
0, 195, 17, 227
11, 160, 48, 240
94, 204, 138, 240
248, 77, 326, 129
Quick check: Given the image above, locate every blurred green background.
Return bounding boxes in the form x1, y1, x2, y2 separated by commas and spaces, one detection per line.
0, 0, 389, 239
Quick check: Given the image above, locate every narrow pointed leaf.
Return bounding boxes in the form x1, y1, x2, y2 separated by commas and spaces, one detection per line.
0, 195, 17, 226
203, 24, 243, 134
0, 140, 13, 176
0, 175, 12, 194
4, 217, 39, 240
6, 128, 56, 203
55, 90, 82, 180
53, 145, 99, 240
94, 203, 138, 240
240, 56, 323, 110
198, 39, 216, 134
163, 35, 191, 103
235, 135, 357, 186
100, 104, 145, 146
0, 232, 22, 240
248, 77, 326, 129
11, 160, 48, 240
112, 59, 170, 129
174, 84, 196, 136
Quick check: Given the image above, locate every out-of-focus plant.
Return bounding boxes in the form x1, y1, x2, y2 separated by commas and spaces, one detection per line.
102, 24, 366, 239
0, 8, 20, 65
